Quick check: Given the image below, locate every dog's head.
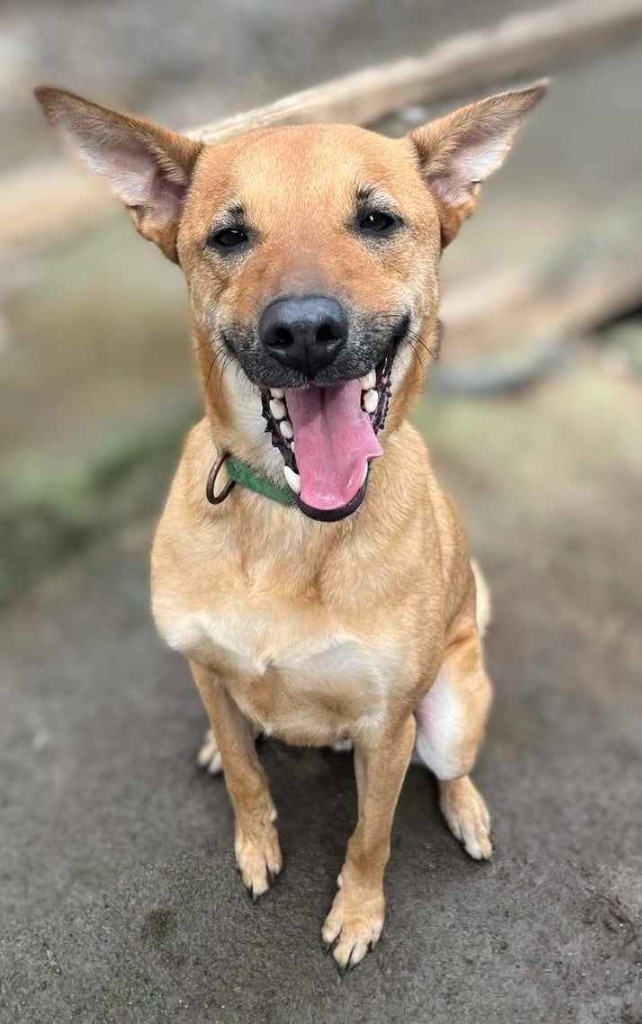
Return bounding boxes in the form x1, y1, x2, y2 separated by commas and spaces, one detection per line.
37, 82, 545, 521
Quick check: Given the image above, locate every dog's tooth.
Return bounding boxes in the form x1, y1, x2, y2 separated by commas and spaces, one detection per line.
363, 389, 379, 414
279, 419, 294, 440
269, 398, 286, 420
270, 388, 285, 399
361, 370, 376, 391
283, 465, 301, 494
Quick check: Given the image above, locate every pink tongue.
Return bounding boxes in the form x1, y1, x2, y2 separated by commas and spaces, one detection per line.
285, 380, 383, 512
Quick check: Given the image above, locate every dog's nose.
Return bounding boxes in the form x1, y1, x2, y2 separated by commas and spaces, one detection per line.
259, 296, 347, 378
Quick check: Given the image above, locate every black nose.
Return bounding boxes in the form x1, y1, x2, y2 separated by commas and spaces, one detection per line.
259, 296, 347, 378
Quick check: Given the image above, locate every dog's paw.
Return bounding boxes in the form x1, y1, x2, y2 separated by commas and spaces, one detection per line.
322, 886, 384, 973
439, 775, 492, 861
197, 728, 222, 775
330, 738, 353, 753
235, 825, 282, 902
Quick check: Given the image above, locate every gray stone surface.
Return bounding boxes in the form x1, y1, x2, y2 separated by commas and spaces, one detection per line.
2, 365, 641, 1023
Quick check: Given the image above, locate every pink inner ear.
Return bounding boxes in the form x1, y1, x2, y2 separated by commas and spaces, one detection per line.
78, 138, 162, 207
429, 136, 511, 206
413, 85, 546, 213
74, 120, 192, 216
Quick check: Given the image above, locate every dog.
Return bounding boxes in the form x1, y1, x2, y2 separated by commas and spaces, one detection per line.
37, 79, 545, 972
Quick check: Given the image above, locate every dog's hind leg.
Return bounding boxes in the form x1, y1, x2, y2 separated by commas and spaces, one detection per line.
415, 570, 493, 860
197, 728, 223, 775
198, 729, 352, 773
197, 720, 262, 775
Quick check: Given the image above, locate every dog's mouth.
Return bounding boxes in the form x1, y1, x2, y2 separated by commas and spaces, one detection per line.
261, 347, 396, 522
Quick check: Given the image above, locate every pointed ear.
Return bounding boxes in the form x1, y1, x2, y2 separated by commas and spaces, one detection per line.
409, 81, 548, 246
35, 86, 203, 263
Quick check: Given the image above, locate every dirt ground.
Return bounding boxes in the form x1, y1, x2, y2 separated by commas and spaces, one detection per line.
2, 360, 641, 1024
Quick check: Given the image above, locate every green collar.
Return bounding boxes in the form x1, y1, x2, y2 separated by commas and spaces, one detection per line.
208, 452, 296, 508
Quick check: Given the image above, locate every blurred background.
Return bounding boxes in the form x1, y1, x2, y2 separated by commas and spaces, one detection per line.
2, 3, 641, 1022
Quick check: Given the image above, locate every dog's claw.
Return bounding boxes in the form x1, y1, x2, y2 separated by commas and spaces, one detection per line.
323, 933, 340, 957
241, 879, 261, 904
336, 949, 356, 976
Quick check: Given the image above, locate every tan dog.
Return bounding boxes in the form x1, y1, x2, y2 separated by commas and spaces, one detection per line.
37, 80, 545, 971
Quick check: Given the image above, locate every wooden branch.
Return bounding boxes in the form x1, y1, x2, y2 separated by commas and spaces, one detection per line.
192, 0, 642, 142
435, 197, 642, 392
4, 0, 642, 252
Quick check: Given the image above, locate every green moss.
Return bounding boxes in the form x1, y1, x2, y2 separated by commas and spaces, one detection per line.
0, 410, 194, 606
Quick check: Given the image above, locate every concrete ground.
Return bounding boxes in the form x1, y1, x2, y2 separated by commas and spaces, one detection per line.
2, 360, 641, 1024
2, 1, 642, 1019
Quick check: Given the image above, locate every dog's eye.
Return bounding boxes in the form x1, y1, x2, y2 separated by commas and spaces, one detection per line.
207, 227, 249, 251
358, 210, 398, 235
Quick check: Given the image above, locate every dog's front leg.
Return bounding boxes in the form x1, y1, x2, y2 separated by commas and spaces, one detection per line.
323, 714, 416, 972
190, 661, 282, 900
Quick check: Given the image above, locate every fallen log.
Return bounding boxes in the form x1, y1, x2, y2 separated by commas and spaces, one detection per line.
435, 196, 642, 391
4, 0, 642, 251
194, 0, 642, 142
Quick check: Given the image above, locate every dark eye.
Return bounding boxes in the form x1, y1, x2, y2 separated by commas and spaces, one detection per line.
207, 226, 249, 251
358, 210, 398, 235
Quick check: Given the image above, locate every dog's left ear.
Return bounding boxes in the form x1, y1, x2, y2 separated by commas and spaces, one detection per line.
35, 86, 203, 263
409, 81, 548, 246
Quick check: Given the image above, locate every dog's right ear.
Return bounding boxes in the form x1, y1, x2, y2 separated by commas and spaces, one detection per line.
35, 87, 203, 263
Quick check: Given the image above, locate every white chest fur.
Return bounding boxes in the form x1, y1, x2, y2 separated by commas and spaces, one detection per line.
154, 595, 401, 742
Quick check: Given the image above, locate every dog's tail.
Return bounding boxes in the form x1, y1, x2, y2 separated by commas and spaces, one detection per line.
471, 559, 492, 637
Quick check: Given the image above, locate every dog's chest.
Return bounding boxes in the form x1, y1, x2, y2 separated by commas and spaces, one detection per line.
155, 594, 400, 741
